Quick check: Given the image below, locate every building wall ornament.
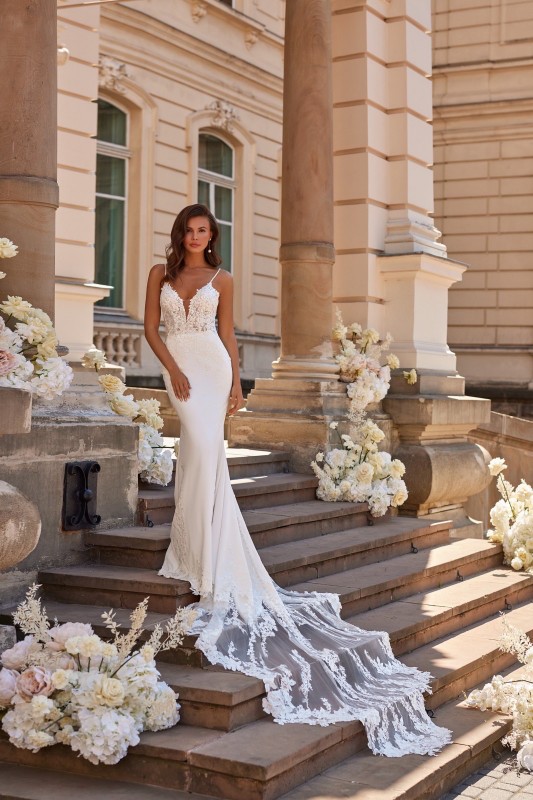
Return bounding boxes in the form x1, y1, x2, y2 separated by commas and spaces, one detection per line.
245, 28, 260, 49
57, 44, 70, 66
191, 1, 207, 23
206, 99, 240, 132
98, 56, 129, 93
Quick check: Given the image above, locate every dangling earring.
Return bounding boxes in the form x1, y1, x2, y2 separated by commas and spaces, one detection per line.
207, 239, 212, 254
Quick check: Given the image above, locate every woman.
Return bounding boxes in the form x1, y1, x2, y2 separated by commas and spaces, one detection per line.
144, 204, 451, 757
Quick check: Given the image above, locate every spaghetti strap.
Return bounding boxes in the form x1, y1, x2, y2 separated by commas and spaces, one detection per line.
209, 268, 221, 284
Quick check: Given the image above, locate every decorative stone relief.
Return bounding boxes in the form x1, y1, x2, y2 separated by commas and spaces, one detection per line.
206, 99, 240, 132
245, 28, 260, 49
191, 1, 208, 23
98, 56, 129, 94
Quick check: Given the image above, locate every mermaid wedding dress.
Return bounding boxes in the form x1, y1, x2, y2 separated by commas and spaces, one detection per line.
158, 274, 452, 757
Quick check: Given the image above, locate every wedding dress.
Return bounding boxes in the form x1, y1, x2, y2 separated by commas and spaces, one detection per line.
158, 273, 452, 757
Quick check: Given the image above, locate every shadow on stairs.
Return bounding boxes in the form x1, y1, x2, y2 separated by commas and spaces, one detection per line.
1, 447, 531, 800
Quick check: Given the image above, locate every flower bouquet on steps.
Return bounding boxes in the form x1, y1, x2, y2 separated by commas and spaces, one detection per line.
0, 238, 73, 399
466, 616, 533, 773
311, 311, 409, 517
486, 458, 533, 573
82, 347, 173, 486
0, 585, 196, 765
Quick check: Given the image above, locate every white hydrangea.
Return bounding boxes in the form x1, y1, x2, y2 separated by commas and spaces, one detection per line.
31, 357, 73, 400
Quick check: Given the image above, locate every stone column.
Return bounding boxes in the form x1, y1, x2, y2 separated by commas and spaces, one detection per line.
228, 0, 344, 470
0, 0, 59, 320
272, 0, 337, 380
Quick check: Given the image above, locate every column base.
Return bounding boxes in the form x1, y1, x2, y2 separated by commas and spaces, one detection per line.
229, 379, 394, 472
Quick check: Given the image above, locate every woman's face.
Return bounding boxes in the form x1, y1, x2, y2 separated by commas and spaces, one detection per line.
183, 216, 211, 255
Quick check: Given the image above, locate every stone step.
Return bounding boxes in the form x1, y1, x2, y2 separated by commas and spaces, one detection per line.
135, 498, 371, 549
138, 473, 318, 526
0, 715, 366, 800
85, 517, 452, 579
348, 566, 533, 657
39, 538, 500, 618
289, 538, 503, 616
216, 447, 291, 479
401, 599, 533, 710
0, 763, 213, 800
277, 677, 518, 800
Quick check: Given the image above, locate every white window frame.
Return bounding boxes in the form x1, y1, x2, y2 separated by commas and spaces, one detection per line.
95, 103, 131, 309
198, 135, 235, 274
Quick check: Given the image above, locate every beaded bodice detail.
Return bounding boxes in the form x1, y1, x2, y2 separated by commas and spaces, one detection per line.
161, 281, 219, 335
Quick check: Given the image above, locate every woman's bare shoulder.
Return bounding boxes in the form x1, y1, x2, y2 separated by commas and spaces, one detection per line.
215, 268, 233, 288
150, 263, 166, 277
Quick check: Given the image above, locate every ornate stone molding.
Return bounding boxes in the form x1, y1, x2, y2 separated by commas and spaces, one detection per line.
98, 56, 129, 94
245, 28, 260, 49
191, 1, 207, 23
206, 99, 240, 132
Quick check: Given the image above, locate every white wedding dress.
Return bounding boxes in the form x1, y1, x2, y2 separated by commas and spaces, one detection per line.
158, 274, 452, 757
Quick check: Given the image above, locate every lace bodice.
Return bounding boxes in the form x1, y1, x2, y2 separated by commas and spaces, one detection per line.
160, 280, 219, 335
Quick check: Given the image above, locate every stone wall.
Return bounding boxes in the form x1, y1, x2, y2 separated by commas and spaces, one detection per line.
467, 411, 533, 530
433, 0, 533, 401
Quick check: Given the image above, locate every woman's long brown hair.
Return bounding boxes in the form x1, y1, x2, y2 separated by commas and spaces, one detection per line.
164, 204, 222, 284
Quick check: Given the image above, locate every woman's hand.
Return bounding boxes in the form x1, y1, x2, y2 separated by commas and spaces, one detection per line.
169, 365, 190, 402
228, 382, 244, 415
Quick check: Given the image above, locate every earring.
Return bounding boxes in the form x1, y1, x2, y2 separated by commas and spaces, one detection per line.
207, 239, 212, 254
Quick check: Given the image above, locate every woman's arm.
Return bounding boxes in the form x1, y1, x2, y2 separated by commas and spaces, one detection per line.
144, 264, 191, 401
216, 271, 244, 415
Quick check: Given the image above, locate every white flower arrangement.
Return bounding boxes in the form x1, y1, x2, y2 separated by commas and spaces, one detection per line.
0, 239, 73, 398
333, 310, 395, 425
82, 348, 173, 486
312, 312, 408, 517
466, 616, 533, 772
311, 420, 408, 516
0, 585, 196, 765
486, 458, 533, 573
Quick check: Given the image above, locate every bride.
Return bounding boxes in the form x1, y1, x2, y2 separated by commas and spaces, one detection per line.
144, 204, 452, 757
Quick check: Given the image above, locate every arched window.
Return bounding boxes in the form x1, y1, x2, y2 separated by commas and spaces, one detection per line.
95, 99, 129, 308
197, 133, 234, 272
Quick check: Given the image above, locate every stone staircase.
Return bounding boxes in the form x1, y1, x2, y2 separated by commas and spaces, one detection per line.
1, 447, 532, 800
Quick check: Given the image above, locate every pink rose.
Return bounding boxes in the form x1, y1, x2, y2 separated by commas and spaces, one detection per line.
0, 349, 17, 376
16, 666, 54, 701
1, 636, 37, 670
0, 668, 19, 707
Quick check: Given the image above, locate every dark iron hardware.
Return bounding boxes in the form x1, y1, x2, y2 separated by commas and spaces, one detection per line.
411, 543, 419, 554
145, 515, 154, 528
63, 461, 101, 531
456, 570, 464, 582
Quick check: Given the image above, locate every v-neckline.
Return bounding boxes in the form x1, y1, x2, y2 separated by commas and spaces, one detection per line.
164, 280, 217, 322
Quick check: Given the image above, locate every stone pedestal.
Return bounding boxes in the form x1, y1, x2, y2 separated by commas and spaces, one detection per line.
384, 372, 492, 537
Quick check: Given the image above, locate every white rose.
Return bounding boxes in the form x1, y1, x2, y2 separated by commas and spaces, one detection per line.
98, 374, 126, 394
77, 635, 104, 659
93, 676, 125, 707
488, 458, 507, 477
51, 669, 72, 690
511, 556, 523, 571
389, 459, 406, 479
517, 741, 533, 772
329, 421, 338, 430
110, 393, 140, 419
0, 295, 33, 321
81, 346, 107, 370
0, 238, 18, 259
315, 452, 324, 463
0, 271, 5, 280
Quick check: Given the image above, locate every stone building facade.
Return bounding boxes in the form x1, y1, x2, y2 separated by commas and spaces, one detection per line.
433, 0, 533, 416
55, 0, 284, 386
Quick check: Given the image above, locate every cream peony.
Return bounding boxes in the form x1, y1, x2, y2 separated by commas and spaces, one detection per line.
49, 622, 94, 649
0, 295, 33, 321
1, 636, 37, 670
0, 668, 19, 707
16, 666, 54, 701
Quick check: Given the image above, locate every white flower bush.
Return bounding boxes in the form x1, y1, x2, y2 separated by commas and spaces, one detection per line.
466, 617, 533, 772
0, 585, 196, 765
485, 458, 533, 573
312, 314, 408, 517
0, 239, 73, 398
82, 349, 173, 486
